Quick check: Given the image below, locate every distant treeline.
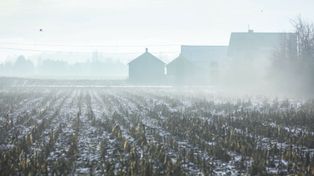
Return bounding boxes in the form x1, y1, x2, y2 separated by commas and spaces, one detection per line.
0, 55, 127, 78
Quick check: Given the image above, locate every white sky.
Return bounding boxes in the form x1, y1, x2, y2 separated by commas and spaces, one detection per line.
1, 0, 314, 63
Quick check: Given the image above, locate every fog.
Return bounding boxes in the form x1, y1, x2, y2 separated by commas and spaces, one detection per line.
1, 0, 314, 97
1, 25, 314, 98
0, 53, 128, 79
2, 2, 314, 175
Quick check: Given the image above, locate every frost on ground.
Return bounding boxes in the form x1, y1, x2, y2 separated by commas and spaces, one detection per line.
0, 86, 314, 175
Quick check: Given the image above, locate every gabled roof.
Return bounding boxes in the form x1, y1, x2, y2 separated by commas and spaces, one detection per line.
228, 31, 297, 57
180, 45, 228, 65
167, 55, 192, 67
128, 49, 165, 65
167, 55, 196, 75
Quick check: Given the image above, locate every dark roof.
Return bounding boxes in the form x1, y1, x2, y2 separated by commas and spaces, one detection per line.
128, 50, 165, 65
228, 32, 297, 57
180, 45, 228, 66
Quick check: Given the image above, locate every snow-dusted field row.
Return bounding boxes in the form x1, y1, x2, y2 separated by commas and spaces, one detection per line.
0, 87, 314, 175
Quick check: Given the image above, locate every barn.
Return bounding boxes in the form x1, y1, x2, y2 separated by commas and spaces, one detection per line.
226, 30, 298, 86
128, 48, 165, 84
167, 45, 227, 84
228, 30, 297, 60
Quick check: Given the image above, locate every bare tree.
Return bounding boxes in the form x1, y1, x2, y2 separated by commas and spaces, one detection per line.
270, 17, 314, 96
292, 17, 314, 60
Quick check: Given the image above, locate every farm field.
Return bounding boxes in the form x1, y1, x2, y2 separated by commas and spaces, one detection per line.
0, 86, 314, 175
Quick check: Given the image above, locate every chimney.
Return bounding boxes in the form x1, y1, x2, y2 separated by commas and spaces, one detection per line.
145, 48, 148, 53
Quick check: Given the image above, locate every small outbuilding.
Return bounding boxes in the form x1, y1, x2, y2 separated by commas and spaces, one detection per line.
167, 55, 196, 84
128, 48, 165, 84
167, 45, 227, 84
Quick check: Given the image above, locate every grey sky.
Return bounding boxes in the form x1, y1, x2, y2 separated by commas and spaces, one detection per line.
0, 0, 313, 62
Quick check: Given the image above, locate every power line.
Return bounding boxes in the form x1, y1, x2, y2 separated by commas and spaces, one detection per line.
0, 41, 181, 48
0, 47, 90, 53
0, 46, 179, 54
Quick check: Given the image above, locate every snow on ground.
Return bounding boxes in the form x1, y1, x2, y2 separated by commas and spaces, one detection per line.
0, 86, 314, 175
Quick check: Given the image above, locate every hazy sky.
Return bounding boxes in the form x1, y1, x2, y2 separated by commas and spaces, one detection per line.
1, 0, 314, 62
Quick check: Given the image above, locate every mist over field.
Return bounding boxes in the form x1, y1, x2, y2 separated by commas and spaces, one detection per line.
1, 0, 314, 175
0, 53, 128, 79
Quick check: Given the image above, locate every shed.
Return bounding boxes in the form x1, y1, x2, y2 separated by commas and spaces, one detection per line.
167, 55, 196, 84
167, 45, 227, 84
128, 48, 165, 84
